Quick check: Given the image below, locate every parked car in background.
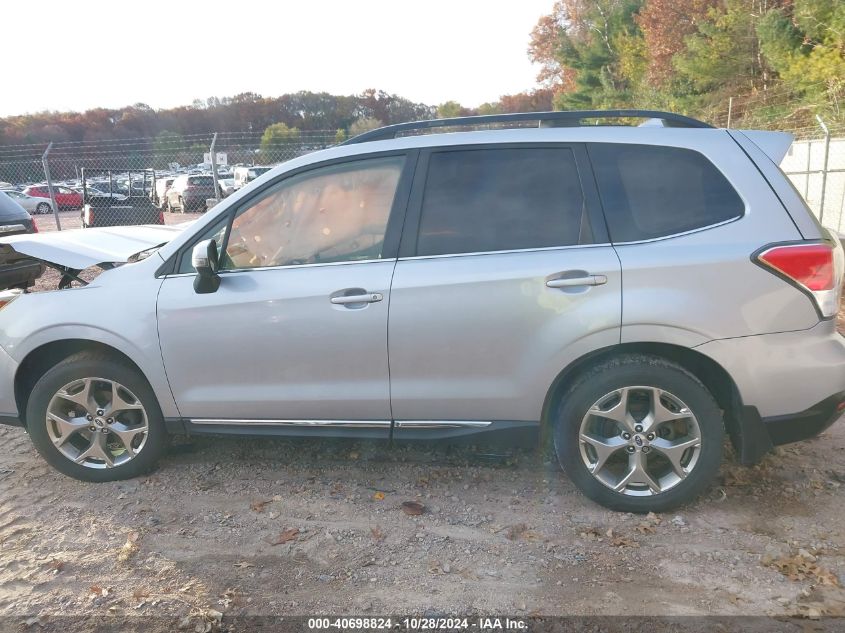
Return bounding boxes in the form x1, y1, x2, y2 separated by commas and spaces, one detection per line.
23, 185, 83, 210
217, 178, 235, 198
0, 191, 41, 290
153, 177, 175, 208
233, 165, 272, 190
1, 190, 53, 214
165, 175, 216, 212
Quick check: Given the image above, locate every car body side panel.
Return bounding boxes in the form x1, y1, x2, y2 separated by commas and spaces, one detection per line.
610, 133, 815, 342
387, 246, 622, 422
694, 319, 845, 417
0, 257, 180, 419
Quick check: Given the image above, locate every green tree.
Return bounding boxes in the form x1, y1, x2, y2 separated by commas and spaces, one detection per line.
348, 117, 383, 138
259, 123, 301, 163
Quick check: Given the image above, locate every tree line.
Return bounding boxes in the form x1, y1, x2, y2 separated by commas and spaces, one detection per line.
1, 0, 842, 155
525, 0, 844, 129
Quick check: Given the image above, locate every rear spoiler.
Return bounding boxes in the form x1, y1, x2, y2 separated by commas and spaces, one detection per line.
734, 130, 794, 164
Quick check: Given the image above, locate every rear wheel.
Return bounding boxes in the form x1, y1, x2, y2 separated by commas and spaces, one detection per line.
36, 202, 51, 214
553, 355, 723, 512
26, 352, 167, 482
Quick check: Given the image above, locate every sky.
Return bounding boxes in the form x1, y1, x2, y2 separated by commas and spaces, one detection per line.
0, 0, 553, 117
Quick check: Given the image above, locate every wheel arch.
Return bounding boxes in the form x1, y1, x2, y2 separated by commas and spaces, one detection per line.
15, 339, 154, 427
540, 342, 745, 453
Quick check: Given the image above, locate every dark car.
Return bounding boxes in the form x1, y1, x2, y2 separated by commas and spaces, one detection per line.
164, 175, 216, 212
0, 191, 42, 290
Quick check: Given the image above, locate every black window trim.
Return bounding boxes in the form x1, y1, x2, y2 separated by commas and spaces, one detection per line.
584, 141, 747, 246
159, 148, 419, 277
397, 142, 609, 260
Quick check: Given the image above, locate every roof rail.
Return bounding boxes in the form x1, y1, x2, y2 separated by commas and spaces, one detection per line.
341, 109, 713, 145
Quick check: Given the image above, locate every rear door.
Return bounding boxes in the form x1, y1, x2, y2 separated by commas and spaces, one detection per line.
387, 144, 622, 435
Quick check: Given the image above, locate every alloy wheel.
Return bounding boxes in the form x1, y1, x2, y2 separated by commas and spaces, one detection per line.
45, 377, 149, 469
578, 386, 702, 496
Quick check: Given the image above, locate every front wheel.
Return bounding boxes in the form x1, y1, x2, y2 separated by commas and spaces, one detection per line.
553, 355, 723, 513
36, 202, 51, 214
26, 352, 167, 482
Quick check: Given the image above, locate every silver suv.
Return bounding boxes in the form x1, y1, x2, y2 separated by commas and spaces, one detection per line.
0, 111, 843, 512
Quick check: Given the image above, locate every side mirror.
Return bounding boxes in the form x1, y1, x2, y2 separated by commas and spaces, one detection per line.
192, 239, 220, 294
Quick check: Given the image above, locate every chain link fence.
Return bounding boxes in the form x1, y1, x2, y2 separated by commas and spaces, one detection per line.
1, 123, 843, 235
0, 132, 337, 232
780, 119, 845, 236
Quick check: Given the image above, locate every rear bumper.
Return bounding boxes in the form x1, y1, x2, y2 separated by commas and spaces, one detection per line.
695, 321, 845, 464
0, 260, 43, 289
762, 391, 845, 445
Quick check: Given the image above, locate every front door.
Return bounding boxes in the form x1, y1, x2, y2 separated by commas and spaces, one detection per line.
156, 154, 411, 435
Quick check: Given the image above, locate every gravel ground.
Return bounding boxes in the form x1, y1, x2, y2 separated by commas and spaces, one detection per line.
0, 218, 843, 629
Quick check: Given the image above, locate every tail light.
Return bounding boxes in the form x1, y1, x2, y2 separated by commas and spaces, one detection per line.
83, 205, 94, 227
755, 241, 844, 318
157, 210, 165, 224
31, 217, 38, 233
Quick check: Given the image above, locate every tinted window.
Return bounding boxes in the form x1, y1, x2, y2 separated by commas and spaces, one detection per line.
188, 176, 214, 186
416, 148, 589, 257
223, 156, 404, 269
589, 144, 744, 242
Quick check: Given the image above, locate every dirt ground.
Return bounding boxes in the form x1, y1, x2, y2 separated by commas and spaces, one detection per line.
0, 221, 843, 629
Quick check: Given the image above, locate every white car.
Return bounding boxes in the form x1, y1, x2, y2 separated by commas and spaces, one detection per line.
0, 190, 54, 214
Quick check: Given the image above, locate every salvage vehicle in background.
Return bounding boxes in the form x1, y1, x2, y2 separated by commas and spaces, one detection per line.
0, 191, 41, 290
81, 169, 163, 228
23, 185, 82, 210
233, 165, 272, 190
0, 111, 842, 513
1, 189, 54, 215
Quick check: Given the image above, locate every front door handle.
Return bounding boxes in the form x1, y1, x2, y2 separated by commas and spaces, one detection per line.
546, 275, 608, 288
330, 292, 383, 305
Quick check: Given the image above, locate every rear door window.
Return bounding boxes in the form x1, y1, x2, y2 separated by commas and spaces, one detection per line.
588, 143, 744, 243
415, 147, 591, 257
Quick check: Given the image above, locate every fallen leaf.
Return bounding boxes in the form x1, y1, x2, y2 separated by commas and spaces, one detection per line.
250, 499, 272, 513
372, 491, 385, 501
132, 589, 149, 601
370, 526, 385, 542
506, 523, 528, 540
233, 561, 254, 568
579, 527, 603, 541
117, 532, 140, 563
268, 527, 300, 545
611, 535, 639, 548
46, 559, 64, 572
401, 501, 425, 516
762, 550, 841, 586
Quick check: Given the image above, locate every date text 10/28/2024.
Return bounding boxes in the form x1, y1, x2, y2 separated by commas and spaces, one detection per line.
307, 617, 528, 630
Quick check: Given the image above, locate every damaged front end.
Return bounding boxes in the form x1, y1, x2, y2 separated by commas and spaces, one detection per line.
0, 224, 189, 291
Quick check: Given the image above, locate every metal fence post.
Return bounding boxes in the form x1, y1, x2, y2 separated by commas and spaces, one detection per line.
209, 133, 220, 203
815, 115, 830, 224
41, 142, 62, 231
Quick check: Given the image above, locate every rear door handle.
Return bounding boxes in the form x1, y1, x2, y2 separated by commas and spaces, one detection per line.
546, 275, 608, 288
330, 292, 383, 305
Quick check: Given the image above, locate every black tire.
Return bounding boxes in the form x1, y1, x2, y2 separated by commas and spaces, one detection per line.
36, 202, 51, 214
553, 354, 723, 513
26, 351, 167, 482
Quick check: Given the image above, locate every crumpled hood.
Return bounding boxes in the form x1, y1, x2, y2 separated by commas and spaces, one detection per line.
0, 224, 188, 270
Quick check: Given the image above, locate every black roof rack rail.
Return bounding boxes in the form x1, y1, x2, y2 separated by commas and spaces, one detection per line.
341, 109, 713, 145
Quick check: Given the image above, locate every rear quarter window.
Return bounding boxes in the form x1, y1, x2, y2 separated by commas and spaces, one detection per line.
588, 143, 744, 243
